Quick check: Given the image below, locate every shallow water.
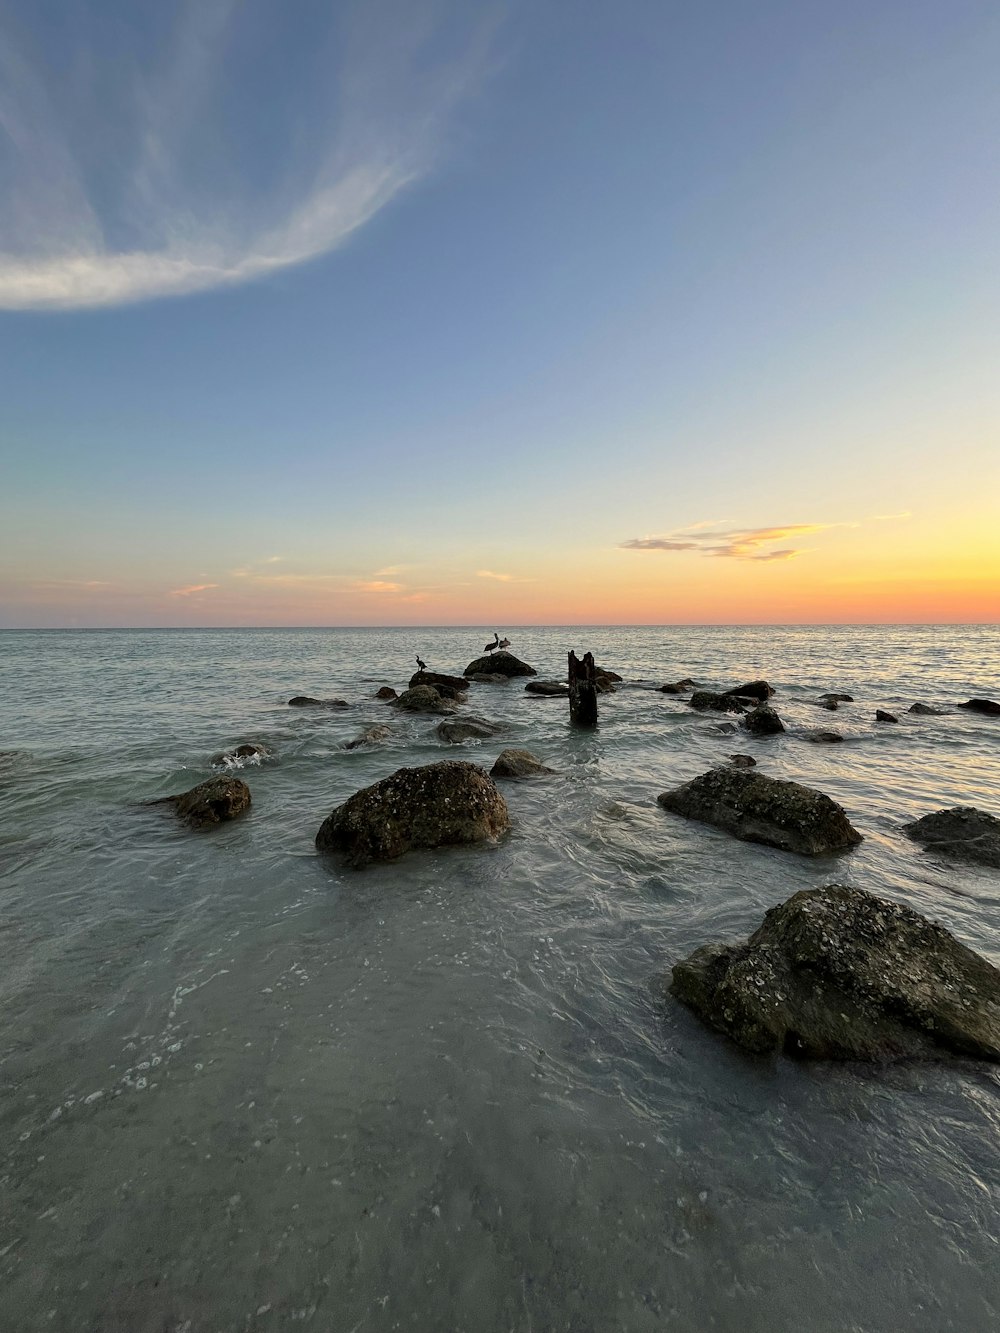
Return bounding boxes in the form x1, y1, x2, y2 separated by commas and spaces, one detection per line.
1, 625, 999, 1332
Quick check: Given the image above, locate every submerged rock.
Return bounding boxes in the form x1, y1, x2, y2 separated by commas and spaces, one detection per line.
288, 695, 349, 708
659, 680, 694, 694
315, 760, 510, 867
804, 730, 844, 744
343, 725, 392, 750
409, 670, 469, 693
875, 709, 899, 723
490, 748, 554, 779
210, 742, 268, 767
725, 680, 774, 702
818, 692, 854, 704
668, 885, 1000, 1061
903, 807, 1000, 870
436, 717, 505, 743
391, 685, 455, 715
690, 691, 746, 715
959, 698, 1000, 716
463, 651, 537, 679
908, 702, 946, 716
151, 776, 252, 829
657, 767, 862, 856
742, 704, 785, 737
525, 679, 570, 697
814, 699, 840, 711
728, 754, 757, 768
375, 686, 398, 701
467, 672, 510, 684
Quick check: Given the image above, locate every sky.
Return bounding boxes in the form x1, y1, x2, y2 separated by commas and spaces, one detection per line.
1, 0, 998, 628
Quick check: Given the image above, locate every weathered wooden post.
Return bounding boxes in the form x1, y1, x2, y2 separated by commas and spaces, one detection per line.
568, 650, 598, 727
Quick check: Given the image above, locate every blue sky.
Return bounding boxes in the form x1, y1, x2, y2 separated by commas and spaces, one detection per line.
1, 0, 998, 626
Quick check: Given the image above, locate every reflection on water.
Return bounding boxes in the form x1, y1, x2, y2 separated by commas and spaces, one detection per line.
1, 626, 999, 1331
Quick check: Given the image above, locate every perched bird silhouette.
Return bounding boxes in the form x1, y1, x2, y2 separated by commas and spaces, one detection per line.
415, 655, 427, 671
484, 632, 500, 654
498, 636, 510, 651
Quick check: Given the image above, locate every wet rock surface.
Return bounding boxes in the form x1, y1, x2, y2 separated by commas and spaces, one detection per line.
804, 730, 844, 744
818, 692, 853, 704
210, 742, 269, 766
315, 760, 510, 867
525, 680, 570, 697
152, 776, 252, 828
742, 704, 785, 737
690, 691, 746, 715
659, 679, 694, 694
903, 806, 1000, 869
409, 670, 470, 693
725, 680, 774, 702
668, 885, 1000, 1061
391, 685, 455, 715
658, 767, 862, 856
728, 754, 757, 768
908, 702, 947, 715
463, 651, 537, 679
436, 717, 506, 743
288, 696, 349, 708
374, 686, 398, 700
490, 748, 554, 778
343, 725, 392, 750
876, 710, 899, 723
959, 698, 1000, 716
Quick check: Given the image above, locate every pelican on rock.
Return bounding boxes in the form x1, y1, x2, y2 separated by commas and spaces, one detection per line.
484, 633, 500, 654
498, 636, 510, 651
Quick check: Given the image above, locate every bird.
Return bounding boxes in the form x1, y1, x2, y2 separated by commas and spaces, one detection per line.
498, 636, 510, 651
484, 632, 499, 654
415, 655, 427, 671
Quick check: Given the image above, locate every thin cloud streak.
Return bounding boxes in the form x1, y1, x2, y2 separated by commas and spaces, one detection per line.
0, 2, 495, 310
170, 583, 219, 596
620, 523, 836, 560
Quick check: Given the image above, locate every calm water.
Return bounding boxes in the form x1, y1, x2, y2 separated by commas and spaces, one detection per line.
1, 625, 999, 1332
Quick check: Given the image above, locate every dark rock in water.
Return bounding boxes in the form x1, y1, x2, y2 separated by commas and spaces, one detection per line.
391, 685, 455, 715
668, 885, 1000, 1061
463, 651, 537, 679
903, 807, 1000, 869
594, 666, 623, 682
343, 725, 392, 750
818, 692, 854, 704
468, 672, 510, 684
595, 675, 617, 694
315, 760, 510, 867
152, 776, 252, 829
425, 681, 465, 702
288, 696, 349, 708
804, 730, 844, 744
725, 680, 774, 702
908, 702, 946, 716
490, 748, 554, 778
659, 680, 694, 694
959, 698, 1000, 716
525, 679, 570, 697
814, 699, 840, 711
690, 691, 746, 715
409, 670, 470, 693
658, 767, 862, 856
375, 686, 398, 701
714, 722, 737, 735
211, 742, 268, 767
436, 717, 505, 743
742, 704, 785, 737
875, 709, 899, 723
728, 754, 757, 768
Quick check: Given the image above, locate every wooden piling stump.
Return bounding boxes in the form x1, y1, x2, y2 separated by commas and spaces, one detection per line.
568, 651, 599, 727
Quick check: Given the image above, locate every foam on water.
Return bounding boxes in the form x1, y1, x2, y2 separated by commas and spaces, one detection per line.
1, 625, 999, 1331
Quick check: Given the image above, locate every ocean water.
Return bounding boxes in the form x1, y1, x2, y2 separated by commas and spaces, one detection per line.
1, 624, 999, 1333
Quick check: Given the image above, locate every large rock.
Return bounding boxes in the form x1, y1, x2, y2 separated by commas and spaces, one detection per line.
490, 748, 554, 778
409, 670, 470, 693
463, 651, 537, 679
668, 885, 1000, 1061
153, 776, 252, 829
391, 685, 455, 714
725, 680, 774, 702
742, 704, 785, 737
436, 717, 505, 743
689, 691, 746, 715
315, 761, 510, 867
959, 698, 1000, 716
903, 807, 1000, 869
525, 679, 570, 697
657, 767, 862, 856
288, 695, 348, 708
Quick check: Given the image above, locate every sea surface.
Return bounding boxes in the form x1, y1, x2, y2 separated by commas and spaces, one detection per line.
1, 624, 999, 1333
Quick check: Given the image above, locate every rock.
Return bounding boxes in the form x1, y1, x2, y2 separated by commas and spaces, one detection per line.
875, 710, 899, 723
409, 670, 470, 693
959, 698, 1000, 716
659, 680, 694, 694
152, 776, 252, 829
595, 676, 617, 694
288, 696, 348, 708
742, 704, 785, 737
463, 651, 537, 679
818, 693, 854, 704
690, 691, 746, 715
714, 722, 737, 735
728, 754, 757, 768
814, 699, 839, 711
343, 725, 392, 750
468, 672, 510, 684
375, 686, 398, 701
908, 702, 946, 715
657, 767, 862, 856
804, 730, 844, 744
525, 680, 570, 696
211, 742, 268, 767
315, 760, 510, 867
725, 680, 774, 702
668, 885, 1000, 1061
436, 717, 505, 743
490, 748, 554, 779
391, 685, 455, 715
594, 666, 623, 682
903, 807, 1000, 869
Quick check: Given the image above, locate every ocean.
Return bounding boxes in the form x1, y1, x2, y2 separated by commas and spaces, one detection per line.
1, 624, 998, 1332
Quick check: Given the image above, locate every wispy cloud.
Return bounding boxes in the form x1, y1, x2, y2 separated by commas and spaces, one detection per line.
170, 583, 219, 596
0, 2, 495, 310
621, 522, 845, 561
477, 569, 513, 582
357, 580, 403, 593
